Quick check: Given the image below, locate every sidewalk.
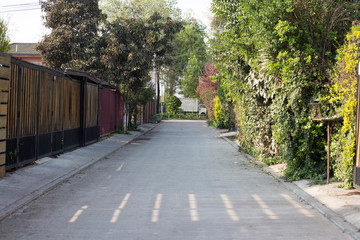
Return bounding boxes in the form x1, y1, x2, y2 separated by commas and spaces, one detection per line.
0, 123, 158, 222
221, 132, 360, 240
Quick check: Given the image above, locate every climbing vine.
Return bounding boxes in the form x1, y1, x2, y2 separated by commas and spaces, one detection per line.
328, 24, 360, 188
210, 0, 360, 182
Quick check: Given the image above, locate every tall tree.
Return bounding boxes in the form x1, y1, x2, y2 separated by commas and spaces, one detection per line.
167, 19, 208, 97
146, 12, 182, 112
102, 18, 154, 130
0, 18, 10, 52
180, 54, 202, 98
37, 0, 105, 71
100, 0, 182, 113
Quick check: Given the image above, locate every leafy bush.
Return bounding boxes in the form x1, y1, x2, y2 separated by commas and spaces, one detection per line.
213, 96, 227, 128
165, 96, 182, 115
327, 24, 360, 188
159, 113, 206, 120
197, 63, 219, 121
211, 0, 359, 178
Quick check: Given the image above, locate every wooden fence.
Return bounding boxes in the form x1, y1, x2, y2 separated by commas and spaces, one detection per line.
100, 86, 124, 136
6, 59, 101, 169
0, 53, 10, 177
1, 54, 156, 175
136, 101, 156, 125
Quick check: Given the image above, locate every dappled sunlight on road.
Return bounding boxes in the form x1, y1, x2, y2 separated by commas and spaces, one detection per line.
188, 194, 199, 222
281, 194, 315, 218
110, 193, 131, 223
69, 205, 88, 223
251, 194, 279, 220
220, 194, 240, 222
66, 192, 320, 226
116, 163, 124, 172
151, 194, 163, 222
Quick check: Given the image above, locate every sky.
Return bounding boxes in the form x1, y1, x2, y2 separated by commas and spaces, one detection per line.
0, 0, 213, 43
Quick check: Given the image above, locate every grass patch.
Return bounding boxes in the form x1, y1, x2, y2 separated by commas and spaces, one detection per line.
159, 113, 207, 120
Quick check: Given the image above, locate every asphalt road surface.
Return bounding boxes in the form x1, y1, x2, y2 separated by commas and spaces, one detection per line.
0, 121, 352, 239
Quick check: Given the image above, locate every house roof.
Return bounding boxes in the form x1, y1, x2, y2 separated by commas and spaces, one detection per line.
8, 43, 40, 55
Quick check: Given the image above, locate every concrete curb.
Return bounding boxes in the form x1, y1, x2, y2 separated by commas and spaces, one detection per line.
221, 135, 360, 240
0, 123, 159, 222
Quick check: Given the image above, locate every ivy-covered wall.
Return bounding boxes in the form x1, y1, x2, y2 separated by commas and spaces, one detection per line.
328, 25, 360, 188
210, 0, 360, 184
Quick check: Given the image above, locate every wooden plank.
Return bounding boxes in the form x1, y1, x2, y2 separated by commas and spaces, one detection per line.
0, 92, 8, 103
0, 128, 6, 140
0, 54, 11, 67
0, 153, 4, 165
0, 67, 10, 80
0, 141, 5, 153
0, 79, 9, 91
0, 104, 7, 115
0, 116, 6, 128
0, 165, 5, 178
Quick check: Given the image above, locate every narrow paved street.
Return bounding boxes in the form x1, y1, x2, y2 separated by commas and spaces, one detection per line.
0, 121, 352, 239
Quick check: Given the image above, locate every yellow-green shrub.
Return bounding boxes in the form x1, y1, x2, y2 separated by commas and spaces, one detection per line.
329, 24, 360, 187
213, 96, 225, 127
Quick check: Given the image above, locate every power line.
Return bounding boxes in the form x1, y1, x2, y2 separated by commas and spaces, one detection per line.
0, 2, 41, 13
0, 8, 41, 13
0, 3, 39, 8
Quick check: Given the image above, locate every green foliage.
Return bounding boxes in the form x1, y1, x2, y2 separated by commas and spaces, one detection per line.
100, 0, 181, 22
213, 96, 224, 122
100, 0, 182, 127
101, 0, 208, 103
211, 0, 359, 180
170, 19, 208, 97
101, 0, 183, 124
37, 0, 105, 71
213, 96, 228, 128
180, 54, 203, 98
197, 63, 219, 121
0, 18, 10, 52
328, 24, 360, 186
159, 112, 206, 120
101, 16, 154, 130
116, 125, 131, 135
165, 95, 182, 115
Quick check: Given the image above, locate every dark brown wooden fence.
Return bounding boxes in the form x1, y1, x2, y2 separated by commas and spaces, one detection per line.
6, 59, 101, 169
143, 101, 156, 124
100, 86, 124, 136
0, 53, 10, 177
3, 55, 156, 174
135, 101, 156, 125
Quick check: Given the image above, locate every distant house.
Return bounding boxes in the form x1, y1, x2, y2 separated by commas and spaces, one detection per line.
8, 43, 43, 65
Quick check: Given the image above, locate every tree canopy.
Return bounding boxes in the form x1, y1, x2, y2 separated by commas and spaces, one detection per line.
37, 0, 208, 126
0, 18, 10, 52
170, 19, 208, 98
37, 0, 105, 71
101, 16, 155, 129
100, 0, 181, 21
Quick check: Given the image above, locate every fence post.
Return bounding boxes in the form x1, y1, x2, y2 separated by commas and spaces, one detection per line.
0, 53, 10, 178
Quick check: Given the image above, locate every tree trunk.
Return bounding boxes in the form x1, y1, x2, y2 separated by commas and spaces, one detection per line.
123, 103, 129, 133
123, 87, 129, 133
156, 65, 160, 113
